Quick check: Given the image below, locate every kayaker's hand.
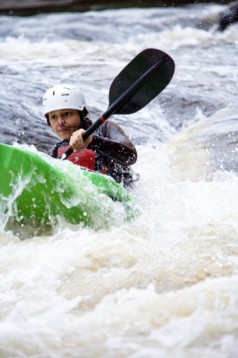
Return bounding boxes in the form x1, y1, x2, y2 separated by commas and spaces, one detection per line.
69, 129, 93, 151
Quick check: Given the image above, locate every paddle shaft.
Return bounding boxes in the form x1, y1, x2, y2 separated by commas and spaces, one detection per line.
61, 54, 168, 160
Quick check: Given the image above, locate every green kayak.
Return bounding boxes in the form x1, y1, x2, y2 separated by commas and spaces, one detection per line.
0, 144, 136, 236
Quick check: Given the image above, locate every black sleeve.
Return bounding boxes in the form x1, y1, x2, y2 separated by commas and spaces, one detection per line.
89, 121, 137, 166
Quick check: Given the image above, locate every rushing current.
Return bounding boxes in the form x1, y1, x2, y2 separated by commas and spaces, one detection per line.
1, 3, 238, 357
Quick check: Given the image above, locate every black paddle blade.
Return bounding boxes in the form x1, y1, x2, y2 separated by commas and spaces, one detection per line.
61, 48, 175, 160
109, 48, 175, 115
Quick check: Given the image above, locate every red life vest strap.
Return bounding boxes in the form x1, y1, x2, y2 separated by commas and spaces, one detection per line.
57, 145, 96, 170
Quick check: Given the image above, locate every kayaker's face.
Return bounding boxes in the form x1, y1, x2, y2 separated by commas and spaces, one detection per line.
48, 109, 81, 139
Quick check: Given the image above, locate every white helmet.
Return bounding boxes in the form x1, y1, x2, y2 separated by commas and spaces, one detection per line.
42, 84, 86, 115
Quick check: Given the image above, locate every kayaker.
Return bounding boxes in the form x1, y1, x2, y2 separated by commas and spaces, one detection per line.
43, 84, 138, 187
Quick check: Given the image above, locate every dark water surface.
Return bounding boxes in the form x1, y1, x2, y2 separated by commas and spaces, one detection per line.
0, 0, 234, 15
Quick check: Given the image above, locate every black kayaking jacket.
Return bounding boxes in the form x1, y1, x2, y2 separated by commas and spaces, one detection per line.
50, 120, 138, 187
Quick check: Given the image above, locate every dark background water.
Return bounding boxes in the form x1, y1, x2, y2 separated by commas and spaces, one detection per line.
1, 0, 237, 153
0, 0, 234, 16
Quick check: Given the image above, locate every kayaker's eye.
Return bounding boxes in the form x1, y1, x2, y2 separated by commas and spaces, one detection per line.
49, 114, 57, 120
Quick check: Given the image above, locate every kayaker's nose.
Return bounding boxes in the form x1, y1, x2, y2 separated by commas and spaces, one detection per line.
58, 115, 65, 127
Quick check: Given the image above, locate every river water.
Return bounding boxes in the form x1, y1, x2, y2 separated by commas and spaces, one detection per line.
1, 3, 238, 357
